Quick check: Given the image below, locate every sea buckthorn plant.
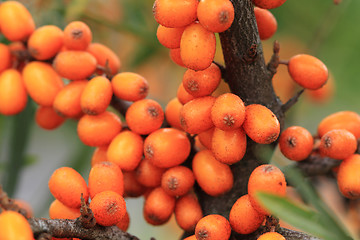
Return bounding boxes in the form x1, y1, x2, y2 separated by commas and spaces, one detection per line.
0, 0, 358, 240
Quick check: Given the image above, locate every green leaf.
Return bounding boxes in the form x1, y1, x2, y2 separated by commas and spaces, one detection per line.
283, 167, 354, 240
65, 0, 89, 22
257, 192, 353, 240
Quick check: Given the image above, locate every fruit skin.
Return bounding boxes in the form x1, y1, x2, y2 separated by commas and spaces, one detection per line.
111, 72, 149, 102
135, 157, 166, 188
49, 199, 81, 220
337, 154, 360, 199
229, 194, 265, 234
180, 22, 216, 71
252, 0, 287, 9
88, 162, 124, 199
254, 7, 277, 40
87, 42, 121, 75
153, 0, 198, 28
243, 104, 280, 144
175, 193, 203, 231
156, 25, 185, 49
0, 210, 33, 240
0, 1, 35, 41
125, 99, 164, 135
107, 130, 144, 171
165, 98, 183, 130
248, 164, 286, 215
257, 232, 286, 240
64, 21, 92, 51
28, 25, 64, 60
279, 126, 314, 161
90, 190, 126, 226
48, 167, 89, 209
195, 214, 231, 240
192, 150, 233, 196
161, 166, 195, 197
0, 69, 27, 115
317, 111, 360, 139
35, 106, 65, 130
288, 54, 328, 90
80, 76, 112, 115
319, 129, 357, 160
197, 0, 235, 33
0, 43, 12, 73
143, 187, 176, 226
77, 111, 122, 147
23, 61, 64, 107
144, 128, 191, 168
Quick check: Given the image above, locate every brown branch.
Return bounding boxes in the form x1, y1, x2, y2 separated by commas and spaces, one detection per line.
267, 41, 280, 77
213, 61, 226, 80
295, 155, 341, 178
110, 96, 131, 117
281, 89, 305, 113
29, 218, 139, 240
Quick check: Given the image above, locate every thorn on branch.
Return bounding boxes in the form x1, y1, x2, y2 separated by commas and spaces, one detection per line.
241, 43, 258, 64
267, 40, 280, 76
264, 215, 280, 233
79, 193, 96, 229
281, 89, 304, 113
110, 96, 132, 117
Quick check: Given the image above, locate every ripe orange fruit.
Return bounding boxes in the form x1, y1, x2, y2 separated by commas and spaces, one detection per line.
175, 193, 203, 231
337, 154, 360, 199
319, 129, 357, 160
254, 7, 277, 40
0, 211, 33, 240
111, 72, 149, 102
195, 214, 231, 240
252, 0, 287, 9
87, 42, 121, 75
257, 232, 286, 240
63, 21, 92, 51
161, 166, 195, 197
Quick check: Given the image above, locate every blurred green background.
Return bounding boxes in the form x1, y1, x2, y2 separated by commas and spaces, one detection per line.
0, 0, 359, 239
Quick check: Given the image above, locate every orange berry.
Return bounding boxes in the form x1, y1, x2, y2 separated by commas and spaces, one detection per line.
180, 96, 216, 134
156, 25, 185, 49
144, 128, 191, 168
0, 211, 33, 240
107, 130, 144, 171
123, 171, 147, 198
0, 69, 27, 115
53, 51, 97, 80
111, 72, 149, 102
288, 54, 328, 90
53, 80, 88, 118
48, 167, 89, 208
0, 43, 11, 73
337, 154, 360, 199
198, 127, 215, 150
192, 150, 233, 196
125, 99, 164, 135
306, 73, 335, 103
180, 22, 216, 71
170, 48, 186, 67
248, 164, 287, 215
143, 187, 176, 225
87, 42, 121, 75
90, 190, 126, 226
278, 126, 314, 161
80, 76, 112, 115
252, 0, 287, 9
116, 210, 130, 231
319, 129, 357, 160
28, 25, 64, 60
89, 162, 124, 199
165, 98, 183, 129
317, 111, 360, 139
197, 0, 235, 33
177, 82, 195, 105
195, 214, 231, 240
254, 7, 277, 40
135, 158, 166, 188
175, 193, 203, 231
229, 194, 265, 234
77, 111, 122, 147
0, 1, 35, 41
35, 106, 65, 130
211, 93, 245, 130
257, 232, 286, 240
23, 61, 64, 107
49, 199, 80, 220
91, 146, 109, 166
184, 235, 197, 240
161, 166, 195, 197
64, 21, 92, 50
182, 63, 221, 98
243, 104, 280, 144
211, 127, 247, 164
153, 0, 198, 28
